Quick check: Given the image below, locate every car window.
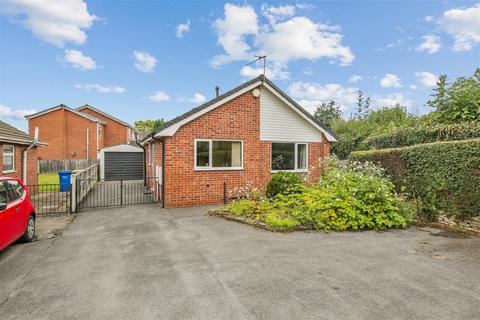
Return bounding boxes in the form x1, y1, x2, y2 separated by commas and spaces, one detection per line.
0, 182, 7, 209
7, 180, 24, 201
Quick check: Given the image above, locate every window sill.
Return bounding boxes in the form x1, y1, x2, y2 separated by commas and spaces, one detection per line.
195, 167, 244, 172
2, 170, 16, 174
271, 169, 308, 173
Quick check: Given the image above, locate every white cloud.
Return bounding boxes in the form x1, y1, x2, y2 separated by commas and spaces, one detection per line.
439, 3, 480, 51
133, 51, 157, 73
148, 91, 170, 102
261, 4, 296, 25
376, 39, 403, 51
349, 74, 362, 83
255, 17, 354, 66
380, 73, 402, 88
303, 67, 313, 75
176, 20, 190, 38
75, 84, 125, 93
190, 93, 206, 103
372, 93, 412, 108
288, 81, 358, 113
409, 84, 418, 90
416, 35, 441, 54
240, 65, 289, 80
1, 0, 96, 47
0, 105, 37, 120
63, 49, 96, 70
211, 4, 259, 68
211, 4, 354, 70
424, 16, 434, 22
415, 71, 438, 87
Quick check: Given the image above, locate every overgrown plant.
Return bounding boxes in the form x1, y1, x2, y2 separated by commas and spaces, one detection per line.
266, 172, 303, 198
217, 158, 412, 232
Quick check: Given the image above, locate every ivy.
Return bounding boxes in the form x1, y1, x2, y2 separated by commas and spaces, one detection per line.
350, 139, 480, 220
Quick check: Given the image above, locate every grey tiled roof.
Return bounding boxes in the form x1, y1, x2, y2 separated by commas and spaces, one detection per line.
0, 120, 35, 145
142, 75, 338, 142
77, 105, 135, 130
25, 104, 106, 124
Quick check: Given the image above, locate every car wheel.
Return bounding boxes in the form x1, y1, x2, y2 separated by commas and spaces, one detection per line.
21, 215, 35, 243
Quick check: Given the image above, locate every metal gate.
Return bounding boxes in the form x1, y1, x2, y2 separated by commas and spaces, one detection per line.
76, 177, 161, 210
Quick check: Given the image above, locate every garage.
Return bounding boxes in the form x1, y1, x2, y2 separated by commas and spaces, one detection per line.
100, 144, 144, 181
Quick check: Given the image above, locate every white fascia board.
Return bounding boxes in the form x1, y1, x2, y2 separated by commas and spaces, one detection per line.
262, 82, 338, 142
154, 80, 263, 138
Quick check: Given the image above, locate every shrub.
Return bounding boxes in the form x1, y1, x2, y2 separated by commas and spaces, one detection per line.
218, 158, 411, 232
263, 211, 300, 231
350, 139, 480, 220
363, 122, 480, 150
266, 172, 303, 198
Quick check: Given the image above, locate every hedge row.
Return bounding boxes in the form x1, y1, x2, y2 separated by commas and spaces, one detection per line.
350, 139, 480, 220
363, 122, 480, 150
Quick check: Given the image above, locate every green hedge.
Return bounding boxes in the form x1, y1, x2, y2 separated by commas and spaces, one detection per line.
363, 122, 480, 150
350, 139, 480, 220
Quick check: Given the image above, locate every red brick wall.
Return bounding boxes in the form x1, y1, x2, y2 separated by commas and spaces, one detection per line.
149, 88, 330, 208
28, 108, 101, 160
29, 108, 66, 160
79, 108, 130, 147
0, 143, 38, 184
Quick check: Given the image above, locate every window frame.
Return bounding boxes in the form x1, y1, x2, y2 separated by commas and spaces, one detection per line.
194, 139, 244, 171
271, 142, 308, 173
2, 144, 15, 173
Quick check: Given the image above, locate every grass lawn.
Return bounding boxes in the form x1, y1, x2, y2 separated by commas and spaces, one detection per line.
38, 173, 59, 184
37, 173, 60, 191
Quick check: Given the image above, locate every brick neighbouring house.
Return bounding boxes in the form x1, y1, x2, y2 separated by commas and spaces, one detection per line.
25, 105, 136, 160
0, 120, 46, 185
141, 76, 337, 208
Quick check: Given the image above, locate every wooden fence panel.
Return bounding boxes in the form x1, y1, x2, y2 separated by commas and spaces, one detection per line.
39, 159, 100, 173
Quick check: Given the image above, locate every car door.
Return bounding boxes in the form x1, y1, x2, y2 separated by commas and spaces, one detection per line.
6, 180, 27, 238
0, 181, 17, 249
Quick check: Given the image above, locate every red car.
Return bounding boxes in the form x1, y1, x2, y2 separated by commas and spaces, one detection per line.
0, 177, 35, 251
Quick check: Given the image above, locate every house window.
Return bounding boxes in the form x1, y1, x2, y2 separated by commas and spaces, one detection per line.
271, 142, 308, 172
2, 145, 15, 173
195, 139, 243, 170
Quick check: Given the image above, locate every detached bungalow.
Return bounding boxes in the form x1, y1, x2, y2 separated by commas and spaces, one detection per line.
0, 120, 45, 185
141, 75, 337, 208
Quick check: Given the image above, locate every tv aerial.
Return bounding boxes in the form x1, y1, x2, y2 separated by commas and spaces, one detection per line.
246, 55, 267, 78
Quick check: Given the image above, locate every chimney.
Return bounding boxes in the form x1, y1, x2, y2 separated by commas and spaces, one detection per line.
215, 86, 220, 98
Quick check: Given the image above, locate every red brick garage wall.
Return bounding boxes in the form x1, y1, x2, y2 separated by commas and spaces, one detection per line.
160, 88, 330, 208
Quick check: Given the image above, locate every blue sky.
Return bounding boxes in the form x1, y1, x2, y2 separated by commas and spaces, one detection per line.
0, 0, 479, 131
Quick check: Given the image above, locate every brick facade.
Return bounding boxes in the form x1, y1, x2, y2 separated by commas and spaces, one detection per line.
0, 143, 38, 185
146, 88, 331, 208
28, 106, 134, 161
79, 108, 133, 146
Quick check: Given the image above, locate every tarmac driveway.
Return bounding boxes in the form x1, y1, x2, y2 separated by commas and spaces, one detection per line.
1, 204, 479, 320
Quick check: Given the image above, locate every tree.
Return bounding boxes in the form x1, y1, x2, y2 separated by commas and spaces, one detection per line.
427, 68, 480, 123
134, 119, 166, 133
313, 101, 342, 128
355, 90, 371, 119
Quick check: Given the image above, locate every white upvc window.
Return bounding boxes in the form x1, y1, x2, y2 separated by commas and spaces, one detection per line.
271, 142, 308, 172
194, 139, 243, 171
2, 144, 15, 173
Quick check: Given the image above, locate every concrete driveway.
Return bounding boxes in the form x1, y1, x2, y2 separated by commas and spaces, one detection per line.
1, 205, 479, 320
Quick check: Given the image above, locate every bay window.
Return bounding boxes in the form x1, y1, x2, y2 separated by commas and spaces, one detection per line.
2, 145, 15, 173
195, 139, 243, 170
271, 142, 308, 172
